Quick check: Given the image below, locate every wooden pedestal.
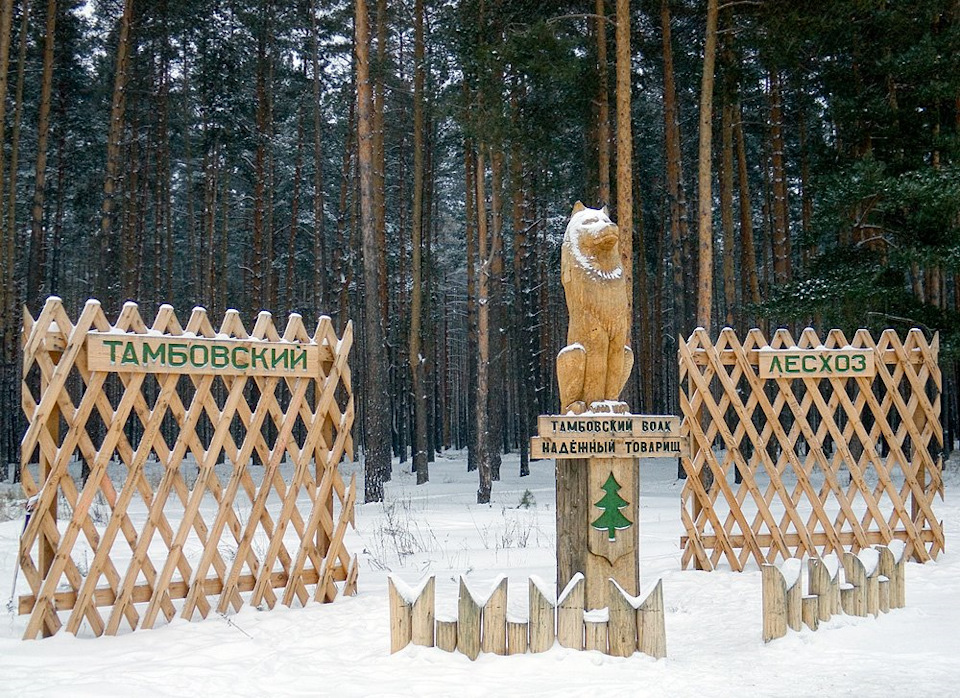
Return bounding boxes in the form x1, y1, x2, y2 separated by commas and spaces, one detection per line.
556, 456, 638, 610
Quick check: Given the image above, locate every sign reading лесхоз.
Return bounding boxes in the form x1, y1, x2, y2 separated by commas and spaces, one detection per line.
758, 348, 875, 379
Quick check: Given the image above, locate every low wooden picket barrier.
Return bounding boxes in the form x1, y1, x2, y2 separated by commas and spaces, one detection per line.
18, 297, 357, 639
762, 544, 906, 642
680, 327, 943, 571
388, 574, 666, 659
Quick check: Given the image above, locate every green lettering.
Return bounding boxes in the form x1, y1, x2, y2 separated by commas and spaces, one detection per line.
820, 355, 832, 372
785, 355, 799, 372
190, 344, 209, 367
251, 346, 268, 369
168, 343, 188, 367
802, 355, 817, 372
232, 346, 249, 369
211, 344, 230, 369
770, 355, 784, 374
852, 354, 866, 372
103, 339, 123, 363
836, 354, 850, 371
271, 348, 288, 369
121, 341, 139, 365
290, 348, 307, 371
143, 342, 166, 366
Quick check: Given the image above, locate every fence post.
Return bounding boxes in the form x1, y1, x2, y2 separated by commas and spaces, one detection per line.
637, 579, 666, 658
608, 579, 638, 658
841, 552, 867, 617
435, 620, 457, 652
557, 574, 584, 650
388, 577, 413, 653
528, 578, 555, 653
481, 577, 507, 655
411, 576, 435, 647
457, 577, 481, 660
762, 564, 787, 642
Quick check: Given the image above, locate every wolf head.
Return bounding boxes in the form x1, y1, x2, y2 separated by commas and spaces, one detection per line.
563, 201, 622, 280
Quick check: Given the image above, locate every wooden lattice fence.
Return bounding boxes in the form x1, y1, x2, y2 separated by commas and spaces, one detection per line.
679, 327, 944, 571
18, 297, 357, 639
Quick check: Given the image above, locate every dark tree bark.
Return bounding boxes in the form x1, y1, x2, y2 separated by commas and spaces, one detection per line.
356, 0, 391, 502
410, 0, 428, 485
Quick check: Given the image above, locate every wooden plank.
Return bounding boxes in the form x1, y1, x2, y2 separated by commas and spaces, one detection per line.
637, 580, 666, 659
682, 529, 937, 549
556, 458, 589, 595
842, 552, 867, 617
608, 580, 637, 658
556, 575, 584, 650
761, 565, 787, 642
808, 558, 838, 621
411, 577, 435, 647
801, 595, 819, 631
457, 578, 481, 660
876, 545, 905, 609
528, 579, 555, 653
481, 577, 507, 655
531, 435, 687, 459
538, 414, 680, 437
436, 620, 457, 652
20, 567, 330, 614
878, 578, 890, 613
786, 571, 802, 632
586, 458, 638, 606
758, 348, 875, 379
507, 621, 528, 655
388, 577, 412, 653
86, 332, 331, 376
584, 618, 607, 653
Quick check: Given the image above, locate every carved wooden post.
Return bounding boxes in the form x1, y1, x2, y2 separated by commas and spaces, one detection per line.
534, 203, 685, 613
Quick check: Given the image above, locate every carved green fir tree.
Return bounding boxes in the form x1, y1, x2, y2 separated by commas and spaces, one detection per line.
591, 472, 632, 540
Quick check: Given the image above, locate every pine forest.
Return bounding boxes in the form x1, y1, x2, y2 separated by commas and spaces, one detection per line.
1, 0, 958, 502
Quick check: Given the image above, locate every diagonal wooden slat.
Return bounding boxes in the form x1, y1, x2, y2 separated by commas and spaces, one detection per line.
18, 299, 356, 638
679, 327, 942, 571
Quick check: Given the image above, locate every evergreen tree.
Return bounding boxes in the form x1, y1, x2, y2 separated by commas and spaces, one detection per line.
591, 472, 632, 541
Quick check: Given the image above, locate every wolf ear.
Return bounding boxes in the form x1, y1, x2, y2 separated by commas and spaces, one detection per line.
572, 200, 586, 215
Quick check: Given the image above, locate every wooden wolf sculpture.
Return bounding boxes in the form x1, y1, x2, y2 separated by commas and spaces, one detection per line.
557, 201, 633, 414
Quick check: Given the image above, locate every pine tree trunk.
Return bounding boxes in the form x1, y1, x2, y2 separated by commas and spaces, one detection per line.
615, 0, 633, 319
769, 67, 791, 285
720, 101, 737, 328
661, 0, 690, 341
26, 0, 58, 309
356, 0, 391, 502
734, 103, 760, 320
595, 0, 611, 204
488, 148, 505, 481
0, 0, 15, 332
464, 136, 478, 473
475, 148, 492, 504
410, 0, 428, 485
311, 0, 327, 313
98, 0, 133, 308
696, 0, 718, 331
286, 107, 304, 310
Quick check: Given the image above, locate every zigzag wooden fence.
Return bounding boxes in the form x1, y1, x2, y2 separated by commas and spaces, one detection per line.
679, 327, 943, 571
18, 297, 357, 639
388, 574, 666, 659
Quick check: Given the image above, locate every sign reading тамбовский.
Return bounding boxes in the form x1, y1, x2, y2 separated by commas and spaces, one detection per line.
86, 332, 324, 377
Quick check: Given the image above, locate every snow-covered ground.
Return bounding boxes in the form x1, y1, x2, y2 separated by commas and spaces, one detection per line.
1, 452, 959, 697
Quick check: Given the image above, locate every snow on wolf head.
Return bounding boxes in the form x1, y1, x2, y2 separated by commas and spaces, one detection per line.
563, 202, 623, 281
557, 201, 633, 415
